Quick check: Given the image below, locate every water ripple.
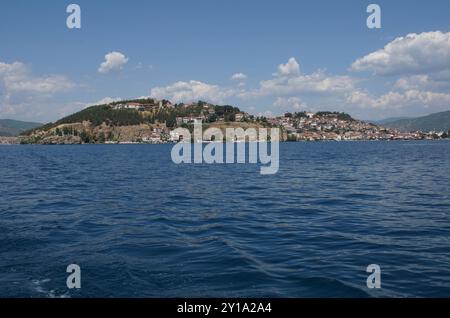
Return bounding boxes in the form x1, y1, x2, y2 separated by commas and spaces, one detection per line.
1, 141, 450, 297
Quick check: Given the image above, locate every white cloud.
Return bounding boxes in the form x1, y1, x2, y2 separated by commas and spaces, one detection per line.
274, 57, 300, 77
351, 31, 450, 76
241, 70, 356, 99
150, 80, 235, 104
394, 73, 450, 92
98, 52, 129, 74
273, 97, 306, 110
0, 60, 75, 122
237, 58, 357, 100
347, 89, 450, 111
0, 61, 74, 94
394, 75, 431, 91
347, 31, 450, 117
231, 73, 248, 81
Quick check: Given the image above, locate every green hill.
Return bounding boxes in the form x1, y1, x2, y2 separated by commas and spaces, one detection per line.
21, 99, 245, 136
383, 110, 450, 132
0, 119, 42, 136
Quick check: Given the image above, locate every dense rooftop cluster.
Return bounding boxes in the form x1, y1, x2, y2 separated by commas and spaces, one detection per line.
270, 112, 448, 141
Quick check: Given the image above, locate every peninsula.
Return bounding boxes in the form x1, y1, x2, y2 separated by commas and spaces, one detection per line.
12, 98, 450, 145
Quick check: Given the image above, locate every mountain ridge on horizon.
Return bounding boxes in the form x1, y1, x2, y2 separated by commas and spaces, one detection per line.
0, 119, 43, 137
379, 110, 450, 132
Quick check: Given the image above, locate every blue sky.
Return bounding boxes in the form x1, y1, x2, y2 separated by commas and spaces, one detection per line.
1, 0, 450, 122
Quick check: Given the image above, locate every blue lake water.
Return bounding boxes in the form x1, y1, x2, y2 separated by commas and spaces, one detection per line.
1, 141, 450, 298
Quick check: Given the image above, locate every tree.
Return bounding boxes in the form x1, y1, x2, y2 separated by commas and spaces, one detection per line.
80, 131, 90, 143
98, 132, 106, 143
225, 113, 236, 122
166, 116, 176, 128
63, 126, 71, 135
207, 114, 218, 123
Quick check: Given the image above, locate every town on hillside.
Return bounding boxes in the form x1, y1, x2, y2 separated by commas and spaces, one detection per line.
269, 111, 448, 141
5, 98, 450, 145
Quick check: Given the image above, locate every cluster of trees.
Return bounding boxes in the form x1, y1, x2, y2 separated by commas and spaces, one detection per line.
315, 112, 354, 121
286, 112, 310, 119
53, 127, 109, 143
110, 98, 156, 106
57, 106, 146, 126
55, 126, 79, 137
213, 105, 240, 122
149, 110, 177, 128
255, 116, 268, 124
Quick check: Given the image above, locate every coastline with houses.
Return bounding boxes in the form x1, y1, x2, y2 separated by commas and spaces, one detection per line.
6, 99, 450, 145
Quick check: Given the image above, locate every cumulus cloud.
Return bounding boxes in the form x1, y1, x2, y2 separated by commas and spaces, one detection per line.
0, 61, 74, 94
147, 58, 356, 116
241, 70, 356, 99
236, 58, 357, 100
231, 73, 248, 81
0, 60, 75, 121
347, 31, 450, 117
273, 97, 307, 110
391, 75, 450, 92
394, 75, 432, 91
98, 52, 129, 74
150, 80, 235, 104
274, 57, 300, 77
347, 89, 450, 111
351, 31, 450, 76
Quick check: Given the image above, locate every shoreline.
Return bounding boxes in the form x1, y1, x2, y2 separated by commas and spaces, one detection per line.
2, 138, 449, 146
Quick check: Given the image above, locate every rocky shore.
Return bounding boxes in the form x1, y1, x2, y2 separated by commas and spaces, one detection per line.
0, 137, 19, 145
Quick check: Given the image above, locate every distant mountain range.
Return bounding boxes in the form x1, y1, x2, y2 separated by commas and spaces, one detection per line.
374, 110, 450, 132
0, 119, 43, 136
372, 117, 411, 125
